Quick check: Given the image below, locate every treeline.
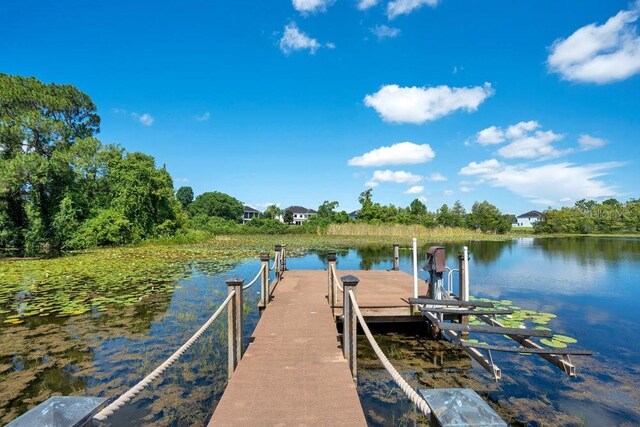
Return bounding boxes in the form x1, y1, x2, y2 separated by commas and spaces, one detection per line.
534, 199, 640, 234
0, 74, 183, 255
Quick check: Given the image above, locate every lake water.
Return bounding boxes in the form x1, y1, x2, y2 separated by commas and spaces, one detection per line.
1, 237, 639, 426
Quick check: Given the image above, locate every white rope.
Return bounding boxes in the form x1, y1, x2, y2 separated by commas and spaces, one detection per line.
243, 265, 264, 290
348, 290, 431, 416
331, 264, 344, 292
93, 291, 236, 422
269, 253, 279, 271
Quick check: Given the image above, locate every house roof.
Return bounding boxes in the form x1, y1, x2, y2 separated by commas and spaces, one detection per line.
284, 205, 316, 214
517, 210, 542, 218
243, 205, 260, 213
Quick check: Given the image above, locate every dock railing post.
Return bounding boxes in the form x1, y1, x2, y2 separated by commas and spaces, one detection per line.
458, 247, 469, 337
274, 244, 282, 281
260, 253, 270, 307
281, 245, 287, 271
392, 243, 399, 271
327, 251, 337, 307
341, 275, 359, 381
226, 277, 244, 379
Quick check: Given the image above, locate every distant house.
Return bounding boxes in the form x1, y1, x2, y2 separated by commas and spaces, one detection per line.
284, 206, 317, 225
243, 205, 261, 224
512, 210, 542, 228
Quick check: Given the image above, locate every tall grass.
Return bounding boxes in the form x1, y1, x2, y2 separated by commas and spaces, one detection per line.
326, 223, 507, 240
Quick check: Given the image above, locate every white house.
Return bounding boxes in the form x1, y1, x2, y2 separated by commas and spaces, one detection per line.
512, 210, 542, 228
283, 206, 317, 225
242, 205, 261, 224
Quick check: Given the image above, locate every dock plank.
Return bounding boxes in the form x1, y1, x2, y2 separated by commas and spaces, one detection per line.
209, 270, 366, 426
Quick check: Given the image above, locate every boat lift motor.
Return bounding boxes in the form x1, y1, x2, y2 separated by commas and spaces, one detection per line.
424, 246, 446, 299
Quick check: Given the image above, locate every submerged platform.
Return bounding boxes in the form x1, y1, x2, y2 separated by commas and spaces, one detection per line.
418, 388, 507, 427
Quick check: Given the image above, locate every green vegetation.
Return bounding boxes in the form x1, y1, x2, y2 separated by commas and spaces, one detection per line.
535, 198, 640, 234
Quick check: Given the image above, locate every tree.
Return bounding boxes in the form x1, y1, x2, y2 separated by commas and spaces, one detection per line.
467, 201, 511, 233
451, 201, 467, 227
188, 191, 243, 222
283, 210, 294, 225
317, 200, 339, 218
409, 199, 427, 217
176, 186, 194, 210
263, 204, 282, 220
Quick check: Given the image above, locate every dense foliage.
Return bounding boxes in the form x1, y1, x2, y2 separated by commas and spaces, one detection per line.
535, 199, 640, 234
0, 74, 183, 255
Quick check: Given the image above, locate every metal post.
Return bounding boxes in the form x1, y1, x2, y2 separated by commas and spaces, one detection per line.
412, 238, 418, 298
341, 275, 359, 381
458, 249, 469, 336
392, 243, 399, 271
327, 251, 337, 307
260, 253, 270, 308
274, 244, 282, 281
226, 277, 244, 379
463, 246, 470, 301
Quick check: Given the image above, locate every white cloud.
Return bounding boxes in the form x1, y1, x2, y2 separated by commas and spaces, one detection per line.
348, 142, 435, 167
548, 3, 640, 83
387, 0, 439, 19
579, 134, 608, 151
292, 0, 333, 13
443, 190, 454, 196
279, 23, 322, 55
358, 0, 379, 10
459, 186, 473, 193
174, 177, 190, 183
371, 25, 401, 40
458, 160, 621, 205
131, 112, 154, 126
369, 170, 423, 185
364, 83, 493, 124
418, 196, 427, 203
459, 159, 503, 176
427, 172, 447, 182
497, 130, 566, 159
476, 121, 568, 160
405, 185, 424, 194
195, 112, 210, 122
365, 180, 379, 188
326, 42, 336, 49
476, 126, 505, 145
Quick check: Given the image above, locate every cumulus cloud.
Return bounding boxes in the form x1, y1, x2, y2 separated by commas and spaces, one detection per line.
459, 186, 473, 193
387, 0, 439, 19
131, 112, 154, 126
443, 190, 454, 196
348, 142, 435, 167
476, 126, 505, 145
279, 23, 323, 55
364, 83, 493, 124
548, 3, 640, 83
405, 185, 424, 194
476, 121, 568, 160
365, 180, 379, 188
371, 25, 401, 40
458, 159, 621, 204
579, 134, 608, 151
427, 172, 447, 182
369, 170, 423, 185
358, 0, 379, 10
292, 0, 333, 13
195, 112, 210, 122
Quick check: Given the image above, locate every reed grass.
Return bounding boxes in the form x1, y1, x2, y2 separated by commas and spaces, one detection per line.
326, 223, 512, 240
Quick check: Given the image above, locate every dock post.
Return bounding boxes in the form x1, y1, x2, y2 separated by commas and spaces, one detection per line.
341, 275, 359, 381
392, 243, 399, 271
458, 247, 470, 337
281, 245, 287, 271
274, 244, 282, 281
327, 251, 337, 307
226, 277, 244, 379
260, 253, 270, 307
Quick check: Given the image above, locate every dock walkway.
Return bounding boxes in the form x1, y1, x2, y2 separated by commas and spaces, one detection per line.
209, 270, 368, 426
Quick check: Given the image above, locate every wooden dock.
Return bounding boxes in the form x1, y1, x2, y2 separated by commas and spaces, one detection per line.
209, 270, 370, 426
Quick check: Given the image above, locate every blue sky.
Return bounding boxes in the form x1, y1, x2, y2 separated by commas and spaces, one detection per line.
2, 0, 639, 214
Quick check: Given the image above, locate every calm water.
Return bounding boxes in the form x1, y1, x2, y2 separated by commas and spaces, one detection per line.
1, 237, 639, 426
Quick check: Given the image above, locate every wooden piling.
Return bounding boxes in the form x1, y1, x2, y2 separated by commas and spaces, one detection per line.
260, 253, 270, 308
392, 243, 399, 271
327, 251, 337, 308
226, 278, 243, 379
341, 275, 359, 381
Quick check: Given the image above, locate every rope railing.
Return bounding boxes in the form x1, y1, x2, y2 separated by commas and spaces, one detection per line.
348, 290, 432, 416
242, 265, 265, 290
269, 253, 279, 271
93, 291, 236, 422
330, 264, 343, 292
